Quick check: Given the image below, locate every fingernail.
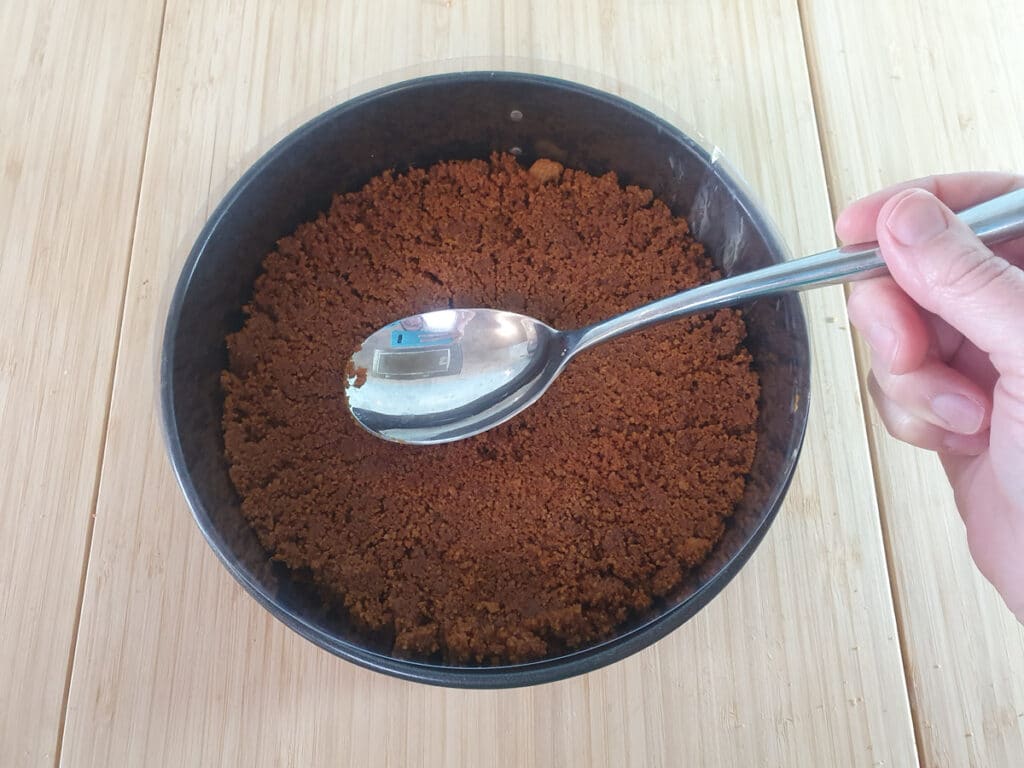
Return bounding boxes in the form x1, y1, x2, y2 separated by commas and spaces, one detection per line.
886, 190, 949, 246
931, 393, 984, 434
865, 323, 897, 367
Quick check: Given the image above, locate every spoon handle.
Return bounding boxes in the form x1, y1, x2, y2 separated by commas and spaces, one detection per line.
569, 187, 1024, 354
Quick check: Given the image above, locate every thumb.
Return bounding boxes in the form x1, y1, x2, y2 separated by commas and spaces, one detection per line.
876, 188, 1024, 375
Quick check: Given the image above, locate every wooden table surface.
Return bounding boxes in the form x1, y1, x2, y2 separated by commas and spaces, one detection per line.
3, 1, 1023, 766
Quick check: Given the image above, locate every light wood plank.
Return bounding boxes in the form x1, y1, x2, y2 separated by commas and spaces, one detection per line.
61, 1, 917, 765
0, 1, 165, 766
800, 0, 1024, 765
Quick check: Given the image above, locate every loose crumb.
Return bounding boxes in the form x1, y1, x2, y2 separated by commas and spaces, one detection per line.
344, 359, 368, 388
528, 157, 564, 184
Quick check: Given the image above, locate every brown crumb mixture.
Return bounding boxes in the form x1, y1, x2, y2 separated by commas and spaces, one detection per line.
221, 154, 760, 664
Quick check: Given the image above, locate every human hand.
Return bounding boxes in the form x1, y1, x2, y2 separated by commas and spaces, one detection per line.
837, 173, 1024, 622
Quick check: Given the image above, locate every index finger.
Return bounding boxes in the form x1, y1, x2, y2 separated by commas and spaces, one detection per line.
835, 172, 1024, 245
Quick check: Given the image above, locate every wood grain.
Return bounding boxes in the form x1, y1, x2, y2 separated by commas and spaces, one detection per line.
800, 0, 1024, 765
0, 1, 165, 765
60, 1, 917, 765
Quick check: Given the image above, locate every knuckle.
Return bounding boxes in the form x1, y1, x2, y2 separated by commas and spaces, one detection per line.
930, 243, 1013, 298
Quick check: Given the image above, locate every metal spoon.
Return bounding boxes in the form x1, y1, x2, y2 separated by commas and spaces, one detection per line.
345, 189, 1024, 444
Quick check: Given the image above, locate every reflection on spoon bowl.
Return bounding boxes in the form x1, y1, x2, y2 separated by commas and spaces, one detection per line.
346, 308, 561, 444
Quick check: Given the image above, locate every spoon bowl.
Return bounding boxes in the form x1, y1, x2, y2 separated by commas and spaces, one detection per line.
347, 309, 567, 443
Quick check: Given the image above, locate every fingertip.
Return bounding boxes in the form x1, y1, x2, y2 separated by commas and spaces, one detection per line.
837, 182, 938, 245
835, 203, 876, 245
874, 187, 929, 241
834, 206, 855, 243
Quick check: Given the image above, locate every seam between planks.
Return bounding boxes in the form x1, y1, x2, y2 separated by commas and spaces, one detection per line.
793, 1, 926, 765
52, 1, 171, 765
